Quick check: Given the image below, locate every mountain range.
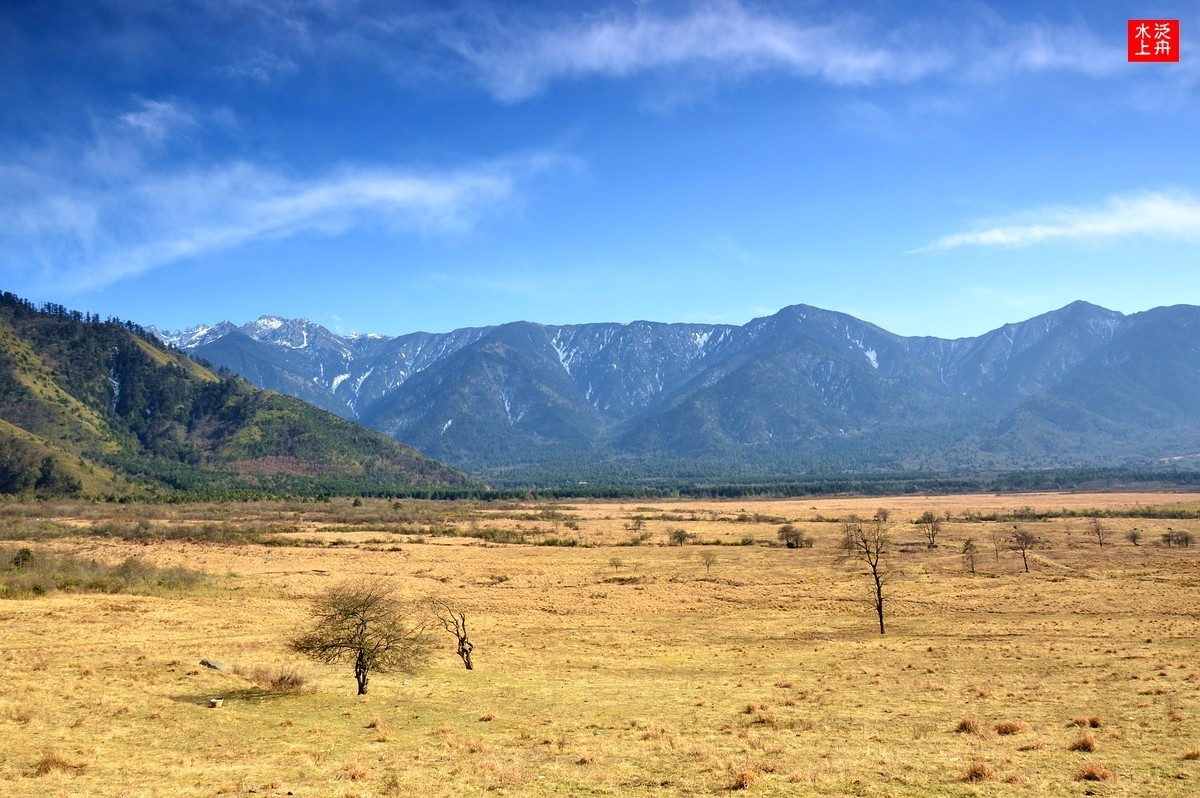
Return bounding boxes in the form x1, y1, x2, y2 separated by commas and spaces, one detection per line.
152, 300, 1200, 485
0, 292, 470, 497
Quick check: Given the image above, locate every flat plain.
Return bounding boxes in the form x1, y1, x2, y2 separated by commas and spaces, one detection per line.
2, 490, 1199, 796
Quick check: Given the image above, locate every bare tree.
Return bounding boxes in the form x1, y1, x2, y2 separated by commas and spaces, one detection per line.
700, 550, 717, 576
1127, 528, 1141, 546
669, 527, 691, 546
916, 510, 942, 549
873, 508, 890, 523
990, 528, 1003, 562
428, 597, 474, 671
1009, 527, 1041, 573
1088, 518, 1109, 547
840, 518, 891, 634
962, 537, 979, 576
291, 580, 431, 695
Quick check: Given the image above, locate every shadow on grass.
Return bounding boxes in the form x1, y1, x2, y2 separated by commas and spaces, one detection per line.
171, 686, 310, 707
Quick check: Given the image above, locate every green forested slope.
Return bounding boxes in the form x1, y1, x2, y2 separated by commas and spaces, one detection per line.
0, 292, 471, 497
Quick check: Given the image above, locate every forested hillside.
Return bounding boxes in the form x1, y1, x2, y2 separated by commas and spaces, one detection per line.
0, 293, 471, 498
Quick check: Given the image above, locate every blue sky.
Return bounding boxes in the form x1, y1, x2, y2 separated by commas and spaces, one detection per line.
2, 1, 1197, 339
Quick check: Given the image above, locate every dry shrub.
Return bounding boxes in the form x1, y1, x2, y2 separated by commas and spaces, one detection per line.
235, 663, 310, 693
366, 715, 391, 742
34, 749, 84, 776
955, 717, 982, 734
1073, 715, 1103, 728
728, 768, 757, 790
1069, 733, 1097, 752
753, 710, 777, 727
8, 705, 35, 724
1183, 748, 1200, 761
1076, 762, 1113, 781
337, 761, 369, 781
479, 712, 496, 722
961, 761, 995, 782
576, 754, 596, 765
995, 721, 1027, 736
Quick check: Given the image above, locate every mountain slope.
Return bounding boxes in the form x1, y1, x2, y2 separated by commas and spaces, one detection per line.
155, 300, 1200, 484
0, 293, 471, 496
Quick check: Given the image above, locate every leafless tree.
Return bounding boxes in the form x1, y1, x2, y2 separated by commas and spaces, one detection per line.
1009, 527, 1041, 573
916, 510, 942, 549
990, 528, 1003, 562
428, 597, 474, 670
1126, 528, 1141, 546
1088, 518, 1109, 547
290, 580, 431, 695
840, 518, 891, 634
700, 550, 717, 576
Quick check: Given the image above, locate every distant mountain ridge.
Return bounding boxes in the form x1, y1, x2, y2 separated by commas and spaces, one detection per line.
152, 301, 1200, 484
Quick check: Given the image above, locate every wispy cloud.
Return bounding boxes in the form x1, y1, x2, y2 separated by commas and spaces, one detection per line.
420, 1, 1135, 103
28, 2, 1156, 105
119, 99, 196, 141
914, 191, 1200, 253
0, 101, 565, 291
443, 2, 949, 102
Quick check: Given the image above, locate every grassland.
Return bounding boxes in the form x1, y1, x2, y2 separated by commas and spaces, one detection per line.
2, 491, 1199, 796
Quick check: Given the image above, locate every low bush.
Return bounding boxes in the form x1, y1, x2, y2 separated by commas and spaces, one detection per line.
0, 546, 204, 598
961, 761, 995, 782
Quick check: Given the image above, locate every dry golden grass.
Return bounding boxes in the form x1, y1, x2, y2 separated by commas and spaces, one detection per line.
961, 760, 996, 782
0, 491, 1199, 795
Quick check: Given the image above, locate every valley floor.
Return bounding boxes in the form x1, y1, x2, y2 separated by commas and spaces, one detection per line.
2, 491, 1199, 796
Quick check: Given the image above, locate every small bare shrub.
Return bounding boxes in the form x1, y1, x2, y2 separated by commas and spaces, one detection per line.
367, 715, 391, 742
995, 721, 1027, 736
728, 767, 757, 790
1075, 762, 1112, 781
235, 664, 310, 693
961, 761, 995, 782
34, 749, 83, 776
955, 717, 982, 734
1182, 748, 1200, 761
1069, 733, 1097, 752
338, 761, 369, 781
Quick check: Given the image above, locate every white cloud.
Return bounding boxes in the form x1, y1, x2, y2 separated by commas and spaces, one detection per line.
429, 1, 1130, 102
445, 2, 949, 102
0, 101, 564, 291
119, 99, 196, 141
915, 191, 1200, 252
